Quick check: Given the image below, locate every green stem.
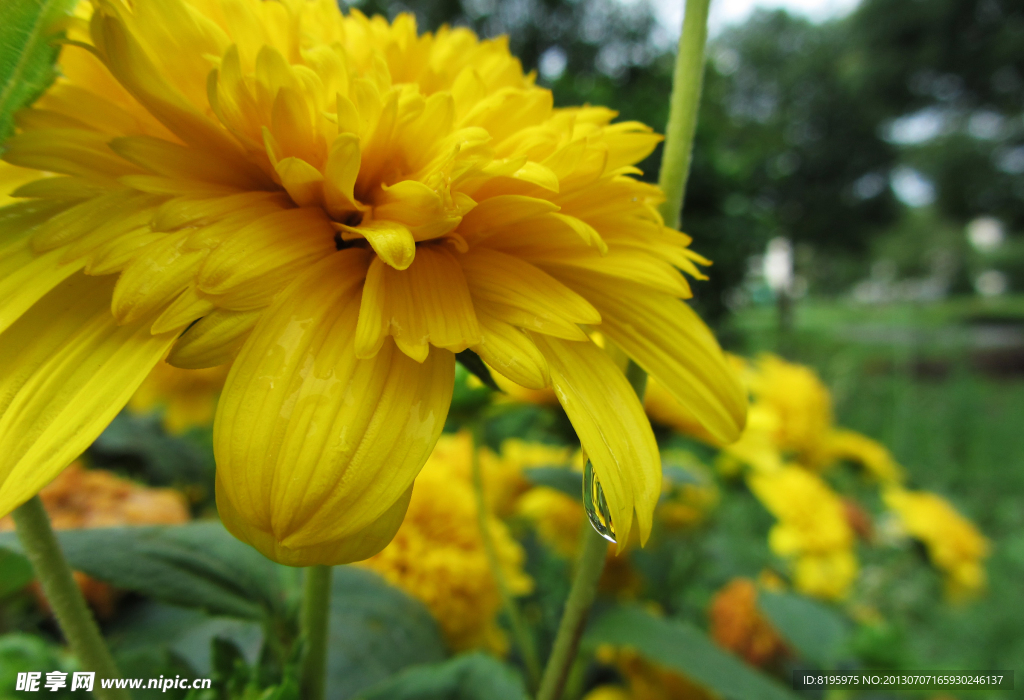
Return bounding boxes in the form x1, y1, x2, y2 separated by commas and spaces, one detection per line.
470, 427, 542, 689
535, 526, 608, 700
299, 565, 332, 700
12, 497, 130, 700
657, 0, 713, 230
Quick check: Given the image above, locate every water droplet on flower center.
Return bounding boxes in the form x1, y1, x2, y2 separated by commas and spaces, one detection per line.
583, 456, 617, 543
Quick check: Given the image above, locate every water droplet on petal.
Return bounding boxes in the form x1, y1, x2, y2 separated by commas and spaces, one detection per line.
583, 456, 617, 543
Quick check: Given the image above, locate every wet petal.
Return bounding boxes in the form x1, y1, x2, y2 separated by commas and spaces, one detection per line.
0, 273, 176, 516
214, 250, 455, 565
530, 334, 660, 546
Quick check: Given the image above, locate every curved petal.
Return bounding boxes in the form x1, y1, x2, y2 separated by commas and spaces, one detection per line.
219, 477, 413, 567
355, 245, 480, 361
0, 273, 176, 516
547, 268, 747, 444
214, 250, 455, 565
530, 334, 660, 547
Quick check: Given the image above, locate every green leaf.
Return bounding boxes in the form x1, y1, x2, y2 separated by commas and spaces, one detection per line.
0, 0, 78, 145
0, 548, 33, 598
355, 653, 529, 700
757, 591, 849, 667
523, 467, 582, 500
0, 522, 287, 620
455, 349, 500, 391
585, 606, 800, 700
327, 567, 447, 699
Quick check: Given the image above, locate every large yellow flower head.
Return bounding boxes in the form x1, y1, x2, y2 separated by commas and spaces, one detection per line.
0, 0, 745, 565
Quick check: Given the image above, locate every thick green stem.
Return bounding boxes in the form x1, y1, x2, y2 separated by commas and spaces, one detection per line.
658, 0, 713, 230
299, 565, 332, 700
12, 497, 130, 700
535, 526, 608, 700
470, 427, 542, 689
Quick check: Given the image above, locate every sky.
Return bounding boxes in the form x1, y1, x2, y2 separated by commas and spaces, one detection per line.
646, 0, 861, 37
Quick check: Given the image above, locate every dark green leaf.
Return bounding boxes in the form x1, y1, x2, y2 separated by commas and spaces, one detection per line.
0, 0, 78, 144
0, 522, 285, 620
90, 412, 214, 489
327, 567, 447, 699
356, 653, 529, 700
455, 349, 500, 391
523, 467, 582, 501
757, 591, 849, 667
0, 548, 33, 598
585, 606, 800, 700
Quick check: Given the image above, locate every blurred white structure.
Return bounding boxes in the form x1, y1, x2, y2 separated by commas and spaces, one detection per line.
763, 237, 794, 295
975, 270, 1008, 297
967, 217, 1004, 253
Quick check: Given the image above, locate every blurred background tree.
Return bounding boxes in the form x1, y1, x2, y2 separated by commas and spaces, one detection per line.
352, 0, 1024, 318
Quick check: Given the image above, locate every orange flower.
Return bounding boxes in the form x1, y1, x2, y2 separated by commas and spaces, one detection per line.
0, 462, 189, 616
709, 578, 788, 667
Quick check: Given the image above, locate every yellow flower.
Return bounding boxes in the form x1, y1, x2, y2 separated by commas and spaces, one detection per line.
825, 429, 904, 484
129, 360, 230, 433
748, 466, 858, 600
357, 435, 531, 652
883, 488, 989, 600
517, 486, 585, 557
747, 355, 833, 466
0, 0, 745, 565
708, 578, 788, 667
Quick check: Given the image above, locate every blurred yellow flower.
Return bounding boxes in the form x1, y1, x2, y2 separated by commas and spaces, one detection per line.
883, 488, 989, 601
748, 466, 858, 600
129, 361, 230, 434
0, 0, 746, 565
517, 486, 585, 558
0, 462, 189, 616
583, 687, 632, 700
427, 430, 574, 516
825, 429, 904, 484
747, 355, 833, 467
358, 434, 532, 652
709, 578, 788, 667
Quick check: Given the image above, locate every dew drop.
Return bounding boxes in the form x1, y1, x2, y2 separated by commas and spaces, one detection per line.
582, 456, 617, 543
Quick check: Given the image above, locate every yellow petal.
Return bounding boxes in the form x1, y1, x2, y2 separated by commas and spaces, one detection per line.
214, 251, 455, 565
540, 250, 691, 297
457, 194, 559, 240
112, 231, 207, 325
219, 480, 413, 567
472, 309, 549, 390
167, 308, 262, 369
356, 245, 481, 361
323, 133, 362, 218
553, 269, 747, 444
198, 207, 336, 310
273, 157, 324, 208
340, 219, 415, 270
530, 334, 660, 546
0, 273, 176, 516
150, 284, 215, 334
110, 135, 272, 191
0, 240, 82, 337
461, 248, 599, 340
